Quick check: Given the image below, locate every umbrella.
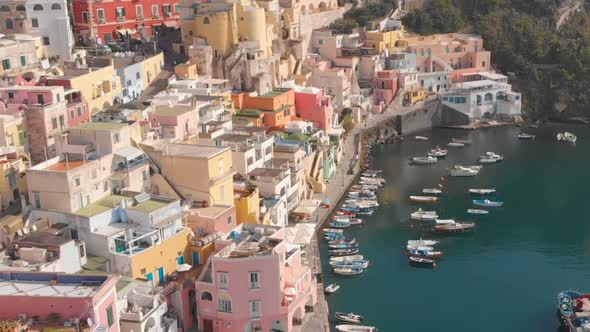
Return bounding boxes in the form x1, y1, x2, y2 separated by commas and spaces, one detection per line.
176, 263, 192, 272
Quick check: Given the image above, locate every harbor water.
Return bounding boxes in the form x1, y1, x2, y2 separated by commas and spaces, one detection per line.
321, 125, 590, 331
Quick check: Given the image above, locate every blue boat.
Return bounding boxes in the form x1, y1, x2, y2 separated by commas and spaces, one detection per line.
329, 242, 359, 249
340, 206, 359, 212
329, 259, 369, 269
329, 221, 351, 228
558, 291, 580, 319
324, 233, 344, 241
556, 290, 590, 330
472, 199, 504, 207
356, 209, 374, 216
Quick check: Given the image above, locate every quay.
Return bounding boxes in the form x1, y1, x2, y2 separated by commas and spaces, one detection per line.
299, 97, 437, 331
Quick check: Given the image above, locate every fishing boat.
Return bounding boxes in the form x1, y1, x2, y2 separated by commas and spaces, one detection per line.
473, 199, 504, 207
355, 209, 374, 216
333, 267, 364, 276
330, 248, 360, 256
556, 290, 590, 330
329, 221, 351, 229
449, 165, 479, 177
323, 228, 344, 234
518, 133, 536, 139
406, 248, 443, 259
330, 254, 364, 262
330, 259, 370, 269
410, 209, 439, 221
447, 142, 465, 148
335, 312, 364, 324
329, 242, 360, 249
452, 138, 472, 145
336, 325, 377, 332
469, 188, 496, 195
325, 233, 344, 241
337, 211, 356, 216
564, 132, 577, 143
434, 219, 476, 233
324, 283, 340, 294
467, 209, 489, 215
410, 156, 437, 164
422, 188, 442, 195
428, 147, 448, 158
406, 244, 434, 251
408, 256, 437, 267
415, 136, 429, 140
407, 239, 439, 247
328, 238, 356, 245
478, 152, 504, 164
410, 196, 440, 203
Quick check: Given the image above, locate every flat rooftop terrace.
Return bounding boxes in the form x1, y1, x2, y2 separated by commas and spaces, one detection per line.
0, 273, 110, 298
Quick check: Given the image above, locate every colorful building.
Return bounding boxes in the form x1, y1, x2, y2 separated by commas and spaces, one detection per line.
26, 0, 74, 59
232, 88, 296, 128
233, 178, 260, 225
291, 85, 334, 131
372, 70, 399, 113
0, 147, 28, 209
0, 1, 29, 35
196, 223, 317, 332
0, 272, 120, 332
0, 34, 44, 76
72, 0, 181, 44
149, 103, 199, 141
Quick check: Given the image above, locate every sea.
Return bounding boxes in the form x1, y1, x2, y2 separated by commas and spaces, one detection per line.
320, 125, 590, 332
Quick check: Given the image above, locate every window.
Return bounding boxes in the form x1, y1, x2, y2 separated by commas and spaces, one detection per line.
318, 39, 323, 45
51, 3, 61, 10
20, 55, 26, 66
152, 5, 158, 17
33, 4, 43, 10
34, 192, 40, 208
249, 300, 262, 318
7, 173, 16, 189
201, 291, 213, 301
7, 92, 13, 99
103, 181, 108, 192
6, 19, 13, 30
249, 272, 260, 289
218, 272, 229, 289
59, 115, 65, 128
126, 79, 131, 87
42, 36, 50, 45
51, 117, 58, 129
163, 4, 171, 15
78, 244, 85, 258
136, 5, 143, 18
0, 5, 10, 11
174, 4, 179, 12
113, 132, 120, 143
82, 12, 88, 24
135, 72, 140, 79
70, 110, 75, 119
227, 215, 232, 224
217, 296, 232, 313
116, 7, 125, 18
97, 8, 105, 20
1, 59, 10, 71
203, 16, 210, 24
74, 177, 81, 187
106, 306, 114, 327
16, 5, 25, 11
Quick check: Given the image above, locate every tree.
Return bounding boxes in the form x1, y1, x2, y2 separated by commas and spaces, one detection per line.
330, 18, 360, 34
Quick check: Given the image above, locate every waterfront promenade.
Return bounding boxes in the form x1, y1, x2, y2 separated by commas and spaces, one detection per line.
298, 98, 433, 331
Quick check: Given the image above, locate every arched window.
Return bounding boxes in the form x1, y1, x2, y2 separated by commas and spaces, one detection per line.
51, 3, 61, 10
203, 17, 210, 24
484, 93, 493, 102
6, 19, 13, 30
0, 5, 10, 12
201, 291, 213, 301
16, 5, 25, 11
33, 4, 43, 10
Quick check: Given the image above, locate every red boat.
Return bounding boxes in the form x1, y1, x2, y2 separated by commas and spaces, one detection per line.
337, 211, 355, 216
405, 249, 443, 259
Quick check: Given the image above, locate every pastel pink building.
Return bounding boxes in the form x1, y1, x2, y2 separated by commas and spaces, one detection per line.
372, 70, 399, 113
293, 86, 334, 131
0, 86, 69, 164
0, 272, 120, 332
148, 104, 199, 141
64, 89, 90, 127
196, 223, 317, 332
187, 205, 237, 236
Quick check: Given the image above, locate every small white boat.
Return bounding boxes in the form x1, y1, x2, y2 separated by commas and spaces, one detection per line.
336, 324, 377, 332
467, 209, 489, 215
410, 196, 439, 203
428, 147, 448, 158
333, 267, 364, 276
422, 188, 442, 195
415, 136, 429, 140
557, 133, 564, 141
449, 165, 479, 177
323, 228, 344, 234
330, 255, 364, 262
447, 142, 465, 148
452, 138, 472, 145
469, 188, 496, 195
410, 156, 437, 164
324, 283, 340, 294
564, 132, 577, 143
478, 152, 503, 164
518, 133, 535, 139
410, 208, 439, 221
407, 239, 439, 247
335, 312, 364, 324
406, 245, 434, 251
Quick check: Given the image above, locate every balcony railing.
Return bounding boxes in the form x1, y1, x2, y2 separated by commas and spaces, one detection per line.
117, 16, 125, 22
114, 155, 148, 172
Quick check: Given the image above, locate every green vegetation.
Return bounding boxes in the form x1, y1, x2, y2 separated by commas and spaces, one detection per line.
342, 114, 355, 132
330, 18, 360, 34
402, 0, 590, 119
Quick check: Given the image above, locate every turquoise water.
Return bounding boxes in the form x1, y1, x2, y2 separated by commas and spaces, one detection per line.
321, 125, 590, 331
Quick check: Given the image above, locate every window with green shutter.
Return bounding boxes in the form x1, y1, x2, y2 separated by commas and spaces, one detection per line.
20, 55, 26, 66
106, 305, 114, 326
18, 132, 24, 146
1, 59, 10, 70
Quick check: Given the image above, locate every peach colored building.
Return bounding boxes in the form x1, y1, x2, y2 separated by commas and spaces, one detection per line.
372, 70, 399, 113
148, 104, 199, 141
0, 272, 120, 332
196, 223, 317, 332
232, 88, 296, 128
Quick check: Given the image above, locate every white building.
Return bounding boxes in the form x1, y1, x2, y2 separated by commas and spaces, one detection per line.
26, 0, 73, 60
441, 78, 521, 120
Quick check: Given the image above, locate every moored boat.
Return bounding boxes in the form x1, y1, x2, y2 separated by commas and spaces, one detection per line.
556, 290, 590, 330
333, 267, 364, 276
469, 188, 496, 195
415, 136, 429, 140
410, 156, 438, 165
410, 208, 439, 221
422, 188, 442, 195
447, 142, 465, 148
449, 165, 479, 177
330, 259, 370, 269
330, 248, 360, 256
428, 147, 448, 158
323, 228, 344, 234
329, 242, 360, 249
335, 312, 364, 324
478, 152, 504, 164
406, 248, 443, 259
467, 209, 489, 215
324, 283, 340, 294
452, 138, 472, 145
410, 196, 440, 203
336, 324, 377, 332
330, 254, 364, 262
472, 199, 504, 207
407, 239, 439, 247
518, 133, 535, 139
329, 221, 352, 229
434, 219, 476, 233
408, 256, 437, 267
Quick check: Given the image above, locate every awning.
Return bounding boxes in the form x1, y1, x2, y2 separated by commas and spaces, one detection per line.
115, 146, 144, 161
163, 21, 178, 28
116, 28, 136, 35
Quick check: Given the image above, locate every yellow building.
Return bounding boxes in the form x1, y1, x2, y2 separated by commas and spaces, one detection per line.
404, 87, 426, 105
0, 113, 27, 158
0, 151, 27, 209
234, 184, 260, 224
141, 52, 165, 88
180, 0, 272, 59
366, 29, 404, 53
175, 63, 199, 80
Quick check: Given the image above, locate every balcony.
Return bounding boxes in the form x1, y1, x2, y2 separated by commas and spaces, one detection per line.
117, 16, 126, 22
136, 15, 144, 20
152, 14, 160, 19
164, 12, 172, 18
98, 18, 106, 24
114, 155, 148, 172
209, 168, 236, 185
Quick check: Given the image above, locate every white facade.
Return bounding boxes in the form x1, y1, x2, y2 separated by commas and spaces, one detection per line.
441, 79, 521, 119
418, 71, 449, 93
26, 0, 74, 60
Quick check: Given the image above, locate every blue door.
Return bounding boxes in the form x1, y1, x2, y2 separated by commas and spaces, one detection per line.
146, 272, 154, 287
192, 251, 200, 266
157, 267, 165, 284
177, 256, 185, 264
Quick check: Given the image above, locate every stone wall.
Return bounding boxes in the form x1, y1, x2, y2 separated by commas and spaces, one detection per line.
398, 99, 439, 134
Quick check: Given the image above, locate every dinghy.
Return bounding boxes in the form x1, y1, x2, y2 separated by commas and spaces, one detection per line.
518, 133, 535, 139
330, 254, 364, 262
408, 256, 437, 267
324, 283, 340, 294
428, 147, 448, 158
434, 219, 476, 233
422, 188, 442, 195
564, 131, 577, 143
472, 199, 503, 207
410, 196, 440, 203
410, 209, 439, 221
415, 136, 429, 140
333, 267, 364, 276
410, 156, 437, 164
452, 138, 472, 145
469, 188, 496, 195
335, 312, 364, 324
467, 209, 489, 214
330, 259, 370, 269
336, 324, 378, 332
447, 142, 465, 148
406, 249, 443, 259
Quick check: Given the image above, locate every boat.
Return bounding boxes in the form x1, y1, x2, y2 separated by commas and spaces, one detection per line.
428, 147, 448, 158
473, 199, 504, 207
557, 133, 565, 141
452, 138, 472, 145
337, 211, 356, 216
335, 312, 364, 324
328, 238, 357, 245
422, 188, 442, 195
330, 254, 364, 262
518, 133, 536, 139
325, 234, 345, 241
406, 244, 434, 251
324, 283, 340, 294
564, 131, 577, 143
406, 248, 443, 259
449, 165, 479, 177
330, 248, 360, 256
469, 188, 496, 195
434, 220, 476, 233
336, 325, 377, 332
355, 209, 374, 216
478, 152, 504, 164
410, 209, 439, 221
329, 242, 360, 249
410, 196, 440, 203
408, 256, 437, 267
330, 259, 370, 269
447, 142, 465, 148
333, 267, 364, 276
557, 290, 590, 330
415, 136, 429, 140
329, 221, 351, 229
467, 209, 489, 214
407, 239, 439, 247
323, 228, 344, 234
410, 156, 437, 164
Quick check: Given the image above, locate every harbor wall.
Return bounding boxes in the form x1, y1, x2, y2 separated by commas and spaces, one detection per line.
398, 99, 440, 134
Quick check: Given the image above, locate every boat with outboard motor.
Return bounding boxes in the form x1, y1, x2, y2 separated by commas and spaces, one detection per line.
410, 156, 438, 165
469, 188, 496, 195
518, 133, 536, 139
467, 209, 489, 215
325, 283, 340, 294
449, 165, 479, 177
422, 188, 442, 195
428, 147, 448, 158
336, 325, 377, 332
333, 267, 364, 276
434, 219, 476, 233
410, 209, 439, 221
330, 248, 360, 256
473, 199, 504, 207
335, 312, 365, 324
406, 248, 443, 259
330, 254, 364, 262
448, 142, 465, 148
330, 259, 370, 269
410, 196, 440, 203
408, 256, 437, 267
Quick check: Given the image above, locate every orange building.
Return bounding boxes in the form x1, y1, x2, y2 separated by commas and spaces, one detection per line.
232, 88, 296, 128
